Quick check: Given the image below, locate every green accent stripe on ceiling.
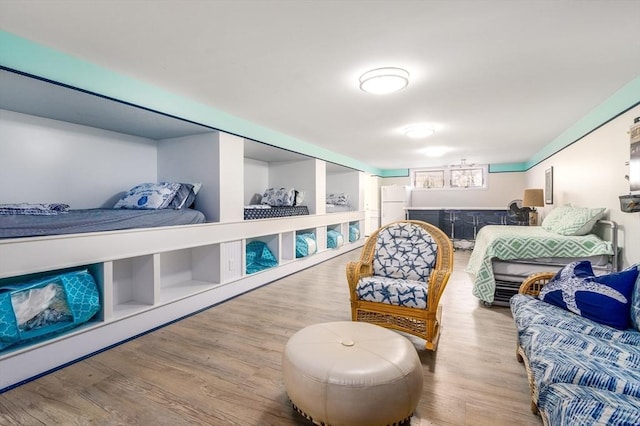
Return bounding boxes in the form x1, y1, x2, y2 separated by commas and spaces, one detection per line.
378, 169, 410, 178
488, 76, 639, 173
525, 76, 640, 170
0, 30, 382, 175
489, 162, 527, 173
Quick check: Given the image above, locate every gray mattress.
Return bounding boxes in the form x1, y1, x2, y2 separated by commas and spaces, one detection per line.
492, 254, 611, 280
0, 208, 206, 239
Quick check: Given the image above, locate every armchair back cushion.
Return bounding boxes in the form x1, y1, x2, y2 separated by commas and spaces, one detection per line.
373, 223, 437, 281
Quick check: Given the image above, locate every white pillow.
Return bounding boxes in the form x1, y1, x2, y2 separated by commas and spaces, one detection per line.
113, 182, 181, 209
541, 205, 605, 236
261, 188, 296, 207
326, 193, 349, 206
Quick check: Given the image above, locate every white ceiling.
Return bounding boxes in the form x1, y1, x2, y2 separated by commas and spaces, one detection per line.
1, 0, 639, 171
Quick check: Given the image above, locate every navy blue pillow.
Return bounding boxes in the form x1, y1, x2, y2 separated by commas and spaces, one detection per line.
168, 183, 196, 209
539, 261, 639, 330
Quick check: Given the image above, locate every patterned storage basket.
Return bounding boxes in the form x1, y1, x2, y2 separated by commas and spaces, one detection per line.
0, 270, 100, 351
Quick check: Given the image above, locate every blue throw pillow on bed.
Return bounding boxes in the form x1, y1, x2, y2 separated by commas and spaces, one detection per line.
538, 261, 639, 330
168, 182, 202, 209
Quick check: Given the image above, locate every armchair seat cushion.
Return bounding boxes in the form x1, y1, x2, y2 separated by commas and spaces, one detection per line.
356, 276, 428, 309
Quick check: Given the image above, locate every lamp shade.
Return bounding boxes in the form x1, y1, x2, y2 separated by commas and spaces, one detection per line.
523, 188, 544, 207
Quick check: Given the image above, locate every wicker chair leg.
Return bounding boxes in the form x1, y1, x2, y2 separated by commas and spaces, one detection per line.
516, 345, 523, 363
425, 335, 438, 351
531, 400, 539, 415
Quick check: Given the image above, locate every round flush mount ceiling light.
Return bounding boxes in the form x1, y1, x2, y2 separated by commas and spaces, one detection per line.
420, 146, 451, 157
403, 124, 435, 139
359, 67, 409, 95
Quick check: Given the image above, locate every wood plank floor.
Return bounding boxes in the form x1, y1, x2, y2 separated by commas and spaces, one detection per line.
0, 249, 541, 426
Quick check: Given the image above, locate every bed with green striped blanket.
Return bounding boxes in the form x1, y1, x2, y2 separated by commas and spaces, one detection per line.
466, 225, 614, 304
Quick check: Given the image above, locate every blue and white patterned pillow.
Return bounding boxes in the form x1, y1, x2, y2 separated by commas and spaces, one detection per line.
261, 188, 296, 207
539, 261, 639, 330
113, 182, 181, 209
326, 193, 349, 206
167, 182, 202, 209
373, 223, 437, 281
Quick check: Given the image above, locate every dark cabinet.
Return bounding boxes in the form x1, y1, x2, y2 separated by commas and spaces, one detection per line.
407, 208, 525, 241
407, 210, 442, 228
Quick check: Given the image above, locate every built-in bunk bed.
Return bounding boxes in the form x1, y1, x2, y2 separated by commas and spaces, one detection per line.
325, 163, 360, 214
243, 187, 309, 220
325, 192, 353, 213
1, 182, 205, 239
467, 206, 619, 306
0, 66, 366, 392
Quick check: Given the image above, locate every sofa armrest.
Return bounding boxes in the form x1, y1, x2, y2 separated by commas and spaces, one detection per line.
519, 272, 556, 297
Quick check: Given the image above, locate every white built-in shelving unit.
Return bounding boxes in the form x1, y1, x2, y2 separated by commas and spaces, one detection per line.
0, 68, 365, 390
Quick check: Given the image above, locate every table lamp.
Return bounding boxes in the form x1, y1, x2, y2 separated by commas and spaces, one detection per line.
523, 188, 544, 226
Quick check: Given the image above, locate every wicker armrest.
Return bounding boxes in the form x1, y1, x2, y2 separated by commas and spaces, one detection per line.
518, 272, 556, 297
345, 261, 372, 290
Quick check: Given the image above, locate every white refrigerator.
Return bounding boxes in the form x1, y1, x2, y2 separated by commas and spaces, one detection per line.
381, 185, 410, 225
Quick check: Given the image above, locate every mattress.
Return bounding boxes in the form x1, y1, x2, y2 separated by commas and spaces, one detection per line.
244, 205, 309, 220
0, 208, 206, 239
326, 204, 352, 213
492, 254, 611, 280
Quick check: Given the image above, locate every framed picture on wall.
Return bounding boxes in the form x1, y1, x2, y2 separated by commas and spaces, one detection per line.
545, 167, 553, 204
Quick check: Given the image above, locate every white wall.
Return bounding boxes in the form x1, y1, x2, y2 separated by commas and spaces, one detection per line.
526, 105, 640, 268
401, 172, 526, 208
365, 174, 381, 235
269, 159, 318, 213
244, 158, 269, 205
0, 109, 157, 208
327, 170, 361, 209
158, 132, 221, 221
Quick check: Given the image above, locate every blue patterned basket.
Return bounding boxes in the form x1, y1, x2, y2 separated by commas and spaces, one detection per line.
0, 270, 100, 351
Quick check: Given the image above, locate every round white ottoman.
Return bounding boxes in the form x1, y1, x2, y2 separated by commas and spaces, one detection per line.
282, 321, 423, 426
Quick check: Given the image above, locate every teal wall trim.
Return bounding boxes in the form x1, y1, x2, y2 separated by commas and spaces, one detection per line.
0, 31, 382, 175
489, 163, 527, 173
525, 77, 640, 170
490, 76, 640, 173
379, 169, 410, 178
1, 31, 638, 176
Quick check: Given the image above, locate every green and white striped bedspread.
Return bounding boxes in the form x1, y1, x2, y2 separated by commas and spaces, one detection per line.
466, 225, 613, 303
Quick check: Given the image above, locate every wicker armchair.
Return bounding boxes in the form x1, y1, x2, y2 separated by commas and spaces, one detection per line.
346, 220, 453, 351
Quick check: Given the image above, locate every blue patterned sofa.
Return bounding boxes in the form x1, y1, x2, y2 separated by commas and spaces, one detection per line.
510, 262, 640, 425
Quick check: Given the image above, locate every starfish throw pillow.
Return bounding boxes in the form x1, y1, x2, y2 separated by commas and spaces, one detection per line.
539, 261, 639, 330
